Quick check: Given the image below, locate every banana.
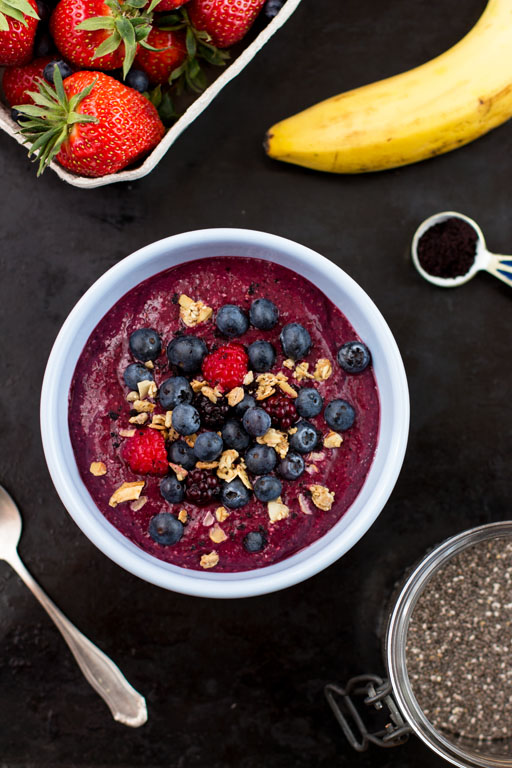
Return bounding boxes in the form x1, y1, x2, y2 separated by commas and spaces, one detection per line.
265, 0, 512, 173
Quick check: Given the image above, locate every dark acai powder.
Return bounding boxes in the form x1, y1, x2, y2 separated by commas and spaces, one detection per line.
417, 217, 478, 278
406, 537, 512, 742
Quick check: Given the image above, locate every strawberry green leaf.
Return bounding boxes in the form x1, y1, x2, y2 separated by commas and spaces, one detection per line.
157, 90, 177, 123
146, 84, 162, 108
93, 29, 122, 58
185, 25, 196, 57
76, 16, 116, 30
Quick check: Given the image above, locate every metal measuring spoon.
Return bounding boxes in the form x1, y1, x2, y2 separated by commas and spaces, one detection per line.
411, 211, 512, 288
0, 485, 147, 727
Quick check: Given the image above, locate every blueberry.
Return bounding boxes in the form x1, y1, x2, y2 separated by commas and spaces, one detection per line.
264, 0, 284, 18
248, 340, 276, 372
245, 444, 277, 475
167, 335, 207, 374
194, 431, 223, 462
289, 420, 320, 454
254, 475, 282, 502
123, 362, 153, 391
222, 419, 250, 451
324, 399, 355, 431
249, 298, 279, 330
33, 30, 54, 57
148, 513, 183, 545
216, 304, 249, 337
129, 327, 161, 362
125, 68, 150, 93
233, 393, 256, 419
337, 341, 371, 373
160, 474, 185, 504
11, 108, 25, 125
221, 478, 252, 509
171, 404, 201, 435
280, 323, 312, 360
243, 531, 267, 553
296, 387, 323, 418
159, 376, 192, 410
278, 452, 305, 481
168, 440, 196, 470
242, 407, 271, 437
43, 59, 73, 84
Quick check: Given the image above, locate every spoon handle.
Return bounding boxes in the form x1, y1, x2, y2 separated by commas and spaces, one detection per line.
485, 254, 512, 286
8, 551, 147, 728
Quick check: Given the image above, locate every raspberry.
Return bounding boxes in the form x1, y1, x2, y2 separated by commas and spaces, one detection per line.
202, 342, 248, 391
121, 429, 168, 476
194, 392, 230, 430
185, 469, 221, 506
262, 392, 298, 430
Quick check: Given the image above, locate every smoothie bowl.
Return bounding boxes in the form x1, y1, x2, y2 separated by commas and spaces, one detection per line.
41, 230, 409, 598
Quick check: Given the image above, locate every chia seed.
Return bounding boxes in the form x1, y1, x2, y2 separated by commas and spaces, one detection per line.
406, 537, 512, 742
417, 217, 478, 278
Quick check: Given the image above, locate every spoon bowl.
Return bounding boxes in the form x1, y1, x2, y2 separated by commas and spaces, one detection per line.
0, 485, 22, 555
411, 211, 512, 288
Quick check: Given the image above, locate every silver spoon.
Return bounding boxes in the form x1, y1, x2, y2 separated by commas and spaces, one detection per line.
411, 210, 512, 288
0, 484, 147, 728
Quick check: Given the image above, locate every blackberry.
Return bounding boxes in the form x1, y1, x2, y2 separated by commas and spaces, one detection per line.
194, 393, 230, 430
185, 469, 221, 506
261, 392, 297, 430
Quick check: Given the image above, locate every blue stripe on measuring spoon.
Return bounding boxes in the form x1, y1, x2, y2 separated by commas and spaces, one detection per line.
497, 270, 512, 281
499, 260, 512, 267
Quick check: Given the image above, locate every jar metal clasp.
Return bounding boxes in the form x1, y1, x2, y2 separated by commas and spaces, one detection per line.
325, 674, 412, 752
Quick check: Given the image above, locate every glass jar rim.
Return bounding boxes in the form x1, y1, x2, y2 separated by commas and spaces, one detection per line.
387, 520, 512, 768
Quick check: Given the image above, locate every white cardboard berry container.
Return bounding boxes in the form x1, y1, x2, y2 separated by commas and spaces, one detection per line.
0, 0, 301, 189
40, 229, 409, 598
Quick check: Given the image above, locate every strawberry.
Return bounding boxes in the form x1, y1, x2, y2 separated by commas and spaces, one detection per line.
202, 342, 248, 391
15, 69, 164, 177
187, 0, 265, 48
134, 27, 186, 85
2, 56, 53, 105
122, 428, 169, 475
155, 0, 190, 10
0, 0, 39, 66
50, 0, 163, 78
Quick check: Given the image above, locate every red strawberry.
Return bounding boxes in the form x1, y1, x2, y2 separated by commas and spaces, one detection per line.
134, 28, 186, 85
15, 69, 165, 177
50, 0, 162, 77
122, 428, 169, 475
187, 0, 265, 48
2, 56, 53, 105
202, 342, 248, 391
0, 0, 39, 66
155, 0, 190, 10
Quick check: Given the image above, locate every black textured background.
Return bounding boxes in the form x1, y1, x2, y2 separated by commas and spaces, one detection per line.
1, 0, 510, 765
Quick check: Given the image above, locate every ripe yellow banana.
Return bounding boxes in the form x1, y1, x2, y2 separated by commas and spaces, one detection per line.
265, 0, 512, 173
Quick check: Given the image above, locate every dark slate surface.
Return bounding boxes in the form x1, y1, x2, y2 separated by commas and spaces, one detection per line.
0, 0, 510, 765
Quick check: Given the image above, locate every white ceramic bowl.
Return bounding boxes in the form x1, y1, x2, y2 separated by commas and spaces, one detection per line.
40, 229, 409, 599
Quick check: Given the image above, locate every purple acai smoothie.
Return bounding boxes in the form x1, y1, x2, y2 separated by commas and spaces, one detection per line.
68, 256, 380, 572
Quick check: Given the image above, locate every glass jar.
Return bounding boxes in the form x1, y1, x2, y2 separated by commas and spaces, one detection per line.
326, 521, 512, 768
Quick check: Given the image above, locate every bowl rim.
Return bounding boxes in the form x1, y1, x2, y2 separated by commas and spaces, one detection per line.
40, 228, 409, 598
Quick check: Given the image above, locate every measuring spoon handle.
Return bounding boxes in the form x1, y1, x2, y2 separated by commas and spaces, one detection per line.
484, 253, 512, 286
8, 551, 148, 728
